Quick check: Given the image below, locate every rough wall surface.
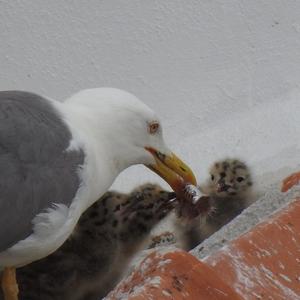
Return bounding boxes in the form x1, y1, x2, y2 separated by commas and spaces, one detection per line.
1, 1, 300, 192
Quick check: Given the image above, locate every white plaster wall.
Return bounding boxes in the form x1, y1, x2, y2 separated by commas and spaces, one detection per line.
1, 1, 300, 192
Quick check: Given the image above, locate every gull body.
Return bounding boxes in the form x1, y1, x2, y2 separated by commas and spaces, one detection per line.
0, 88, 196, 299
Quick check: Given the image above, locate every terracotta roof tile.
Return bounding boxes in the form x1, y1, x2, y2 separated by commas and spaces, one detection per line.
106, 174, 300, 299
106, 249, 241, 299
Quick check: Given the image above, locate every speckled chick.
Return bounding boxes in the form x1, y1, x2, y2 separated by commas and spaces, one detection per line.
174, 158, 254, 250
3, 184, 175, 300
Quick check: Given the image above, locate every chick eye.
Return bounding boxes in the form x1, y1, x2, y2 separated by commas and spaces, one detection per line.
236, 177, 245, 182
211, 174, 215, 181
148, 122, 160, 134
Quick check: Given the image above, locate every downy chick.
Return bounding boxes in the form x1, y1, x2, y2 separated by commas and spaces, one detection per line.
174, 158, 253, 250
5, 184, 174, 300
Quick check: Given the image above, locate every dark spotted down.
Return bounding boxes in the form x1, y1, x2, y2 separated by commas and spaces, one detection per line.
148, 231, 176, 248
1, 184, 175, 300
208, 159, 252, 197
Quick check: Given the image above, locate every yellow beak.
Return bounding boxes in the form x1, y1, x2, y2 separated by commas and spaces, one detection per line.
145, 147, 197, 194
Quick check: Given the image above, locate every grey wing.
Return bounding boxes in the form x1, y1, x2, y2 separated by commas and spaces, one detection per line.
0, 91, 84, 252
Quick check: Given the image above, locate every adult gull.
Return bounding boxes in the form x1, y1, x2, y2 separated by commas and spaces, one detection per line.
0, 88, 196, 300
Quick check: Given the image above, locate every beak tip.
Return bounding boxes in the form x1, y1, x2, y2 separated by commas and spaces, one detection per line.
146, 148, 197, 192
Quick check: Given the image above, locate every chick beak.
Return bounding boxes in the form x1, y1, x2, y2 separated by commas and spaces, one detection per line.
145, 147, 197, 194
216, 181, 231, 193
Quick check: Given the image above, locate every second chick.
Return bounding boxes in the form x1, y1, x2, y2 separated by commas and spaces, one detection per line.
173, 158, 254, 250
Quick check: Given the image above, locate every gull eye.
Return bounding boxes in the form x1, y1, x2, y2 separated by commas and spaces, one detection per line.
236, 177, 245, 183
211, 174, 215, 181
148, 122, 160, 134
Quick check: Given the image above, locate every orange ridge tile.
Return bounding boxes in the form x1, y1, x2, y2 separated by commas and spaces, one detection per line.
106, 182, 300, 299
205, 198, 300, 299
281, 172, 300, 192
105, 248, 241, 300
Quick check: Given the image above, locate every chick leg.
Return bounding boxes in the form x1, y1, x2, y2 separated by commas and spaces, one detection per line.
1, 267, 19, 300
282, 172, 300, 192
